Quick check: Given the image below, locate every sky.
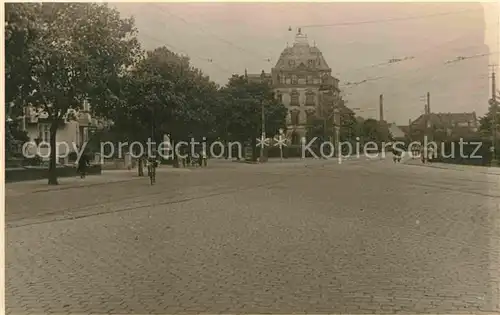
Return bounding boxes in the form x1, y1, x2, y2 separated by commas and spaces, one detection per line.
112, 2, 499, 125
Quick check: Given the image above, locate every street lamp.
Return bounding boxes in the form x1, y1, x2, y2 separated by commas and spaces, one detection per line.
259, 70, 267, 163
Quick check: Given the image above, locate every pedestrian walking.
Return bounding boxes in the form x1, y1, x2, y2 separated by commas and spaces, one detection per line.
202, 150, 207, 167
77, 153, 90, 178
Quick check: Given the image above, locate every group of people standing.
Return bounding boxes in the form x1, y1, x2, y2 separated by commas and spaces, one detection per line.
180, 151, 207, 168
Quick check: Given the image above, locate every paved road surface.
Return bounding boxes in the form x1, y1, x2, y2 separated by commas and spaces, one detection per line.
6, 158, 500, 314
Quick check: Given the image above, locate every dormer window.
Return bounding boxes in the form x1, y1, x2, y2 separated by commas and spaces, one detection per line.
308, 59, 314, 67
288, 60, 295, 67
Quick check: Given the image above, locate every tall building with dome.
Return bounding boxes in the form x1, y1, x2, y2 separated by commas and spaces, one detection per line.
270, 28, 342, 144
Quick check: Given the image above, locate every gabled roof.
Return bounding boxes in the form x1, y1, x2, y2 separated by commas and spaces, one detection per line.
412, 112, 477, 127
388, 123, 406, 139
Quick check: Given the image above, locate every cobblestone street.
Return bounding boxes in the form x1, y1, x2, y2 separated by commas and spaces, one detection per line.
6, 158, 500, 314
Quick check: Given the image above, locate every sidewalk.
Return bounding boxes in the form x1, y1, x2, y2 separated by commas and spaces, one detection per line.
5, 167, 190, 197
403, 157, 500, 175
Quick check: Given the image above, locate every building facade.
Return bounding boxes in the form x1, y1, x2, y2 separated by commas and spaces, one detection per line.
22, 101, 94, 163
270, 29, 341, 144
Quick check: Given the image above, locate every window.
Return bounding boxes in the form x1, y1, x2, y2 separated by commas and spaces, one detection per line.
291, 75, 298, 85
306, 75, 313, 84
290, 90, 299, 106
308, 59, 314, 68
288, 60, 295, 67
305, 91, 315, 106
38, 124, 50, 142
291, 111, 300, 125
306, 110, 316, 124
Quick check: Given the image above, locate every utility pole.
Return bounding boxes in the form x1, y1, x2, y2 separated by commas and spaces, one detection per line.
379, 94, 384, 122
408, 118, 412, 142
426, 92, 432, 142
334, 101, 341, 157
422, 92, 431, 142
489, 65, 498, 165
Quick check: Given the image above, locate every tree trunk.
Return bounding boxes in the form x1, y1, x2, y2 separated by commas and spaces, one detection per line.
251, 137, 258, 161
171, 135, 179, 167
48, 121, 59, 185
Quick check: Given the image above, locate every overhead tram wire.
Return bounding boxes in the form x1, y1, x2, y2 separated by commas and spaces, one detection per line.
338, 51, 499, 91
135, 5, 494, 86
138, 32, 234, 76
344, 72, 491, 118
298, 8, 484, 29
335, 35, 497, 79
330, 17, 499, 80
385, 74, 490, 112
151, 4, 272, 63
148, 4, 493, 81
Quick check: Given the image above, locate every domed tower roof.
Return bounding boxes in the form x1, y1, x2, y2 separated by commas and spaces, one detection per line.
273, 28, 331, 72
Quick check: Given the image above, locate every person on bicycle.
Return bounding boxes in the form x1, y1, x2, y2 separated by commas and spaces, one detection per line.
146, 155, 157, 183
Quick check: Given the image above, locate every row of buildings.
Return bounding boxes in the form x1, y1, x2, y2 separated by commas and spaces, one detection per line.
389, 111, 479, 143
248, 28, 481, 144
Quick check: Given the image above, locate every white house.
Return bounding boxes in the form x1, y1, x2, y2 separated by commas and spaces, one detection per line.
22, 101, 93, 163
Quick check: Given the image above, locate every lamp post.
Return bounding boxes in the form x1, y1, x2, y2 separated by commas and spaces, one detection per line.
259, 70, 267, 163
278, 128, 284, 160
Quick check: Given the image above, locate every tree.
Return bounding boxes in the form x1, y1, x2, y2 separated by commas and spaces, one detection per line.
5, 4, 41, 160
339, 110, 359, 143
306, 118, 326, 143
362, 119, 382, 143
6, 3, 140, 184
109, 46, 224, 171
479, 90, 500, 137
218, 75, 287, 160
5, 3, 41, 108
